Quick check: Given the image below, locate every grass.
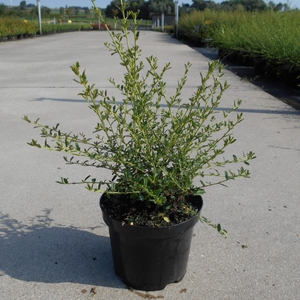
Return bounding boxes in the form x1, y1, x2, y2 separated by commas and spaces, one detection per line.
178, 10, 300, 69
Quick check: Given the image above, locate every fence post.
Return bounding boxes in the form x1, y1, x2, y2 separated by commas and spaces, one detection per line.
37, 0, 42, 36
175, 1, 178, 38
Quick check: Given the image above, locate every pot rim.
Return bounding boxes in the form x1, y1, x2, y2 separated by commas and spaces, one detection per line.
100, 193, 203, 238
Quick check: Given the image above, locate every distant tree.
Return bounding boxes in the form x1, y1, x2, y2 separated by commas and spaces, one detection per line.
41, 6, 51, 16
137, 0, 150, 19
27, 4, 35, 8
0, 3, 7, 16
105, 0, 150, 19
149, 0, 175, 14
282, 3, 290, 11
276, 3, 283, 11
221, 3, 232, 11
245, 0, 266, 11
221, 0, 266, 11
29, 7, 37, 17
84, 7, 90, 15
11, 7, 23, 17
268, 1, 288, 11
60, 7, 64, 15
20, 1, 26, 10
191, 0, 207, 11
70, 7, 75, 15
148, 1, 158, 13
105, 1, 119, 18
235, 3, 244, 11
267, 1, 276, 10
75, 6, 80, 15
180, 3, 191, 14
205, 0, 220, 10
105, 4, 113, 17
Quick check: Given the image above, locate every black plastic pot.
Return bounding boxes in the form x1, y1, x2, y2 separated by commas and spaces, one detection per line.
237, 51, 254, 67
100, 193, 203, 291
254, 58, 267, 76
218, 48, 230, 60
280, 64, 300, 88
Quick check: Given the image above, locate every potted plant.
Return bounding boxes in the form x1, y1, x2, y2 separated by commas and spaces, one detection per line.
23, 0, 255, 291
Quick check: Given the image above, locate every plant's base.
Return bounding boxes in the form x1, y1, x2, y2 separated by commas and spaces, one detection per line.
100, 194, 203, 291
101, 193, 203, 227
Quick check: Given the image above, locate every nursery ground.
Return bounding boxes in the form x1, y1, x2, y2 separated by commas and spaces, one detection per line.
193, 47, 300, 111
0, 31, 300, 300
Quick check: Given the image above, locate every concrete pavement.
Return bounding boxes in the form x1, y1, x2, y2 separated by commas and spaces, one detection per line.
1, 31, 300, 300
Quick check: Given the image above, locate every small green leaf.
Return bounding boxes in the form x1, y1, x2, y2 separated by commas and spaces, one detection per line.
193, 189, 206, 195
163, 217, 170, 223
225, 171, 229, 179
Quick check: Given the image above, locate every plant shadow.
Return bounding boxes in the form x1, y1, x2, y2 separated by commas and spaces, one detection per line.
0, 210, 125, 289
34, 97, 300, 116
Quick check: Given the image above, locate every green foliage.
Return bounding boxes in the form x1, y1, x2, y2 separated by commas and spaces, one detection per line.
42, 22, 91, 33
210, 10, 300, 69
189, 0, 284, 12
0, 18, 38, 37
219, 0, 267, 11
105, 0, 151, 19
179, 10, 300, 70
105, 0, 176, 19
152, 25, 174, 33
24, 0, 255, 235
0, 17, 91, 38
20, 1, 27, 11
0, 4, 7, 16
149, 0, 175, 14
191, 0, 220, 11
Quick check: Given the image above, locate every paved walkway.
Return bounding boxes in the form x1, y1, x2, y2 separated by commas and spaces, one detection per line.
1, 31, 300, 300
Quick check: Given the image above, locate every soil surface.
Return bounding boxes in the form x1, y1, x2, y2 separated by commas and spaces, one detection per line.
100, 193, 203, 227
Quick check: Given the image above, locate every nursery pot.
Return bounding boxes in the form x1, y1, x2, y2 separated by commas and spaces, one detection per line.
100, 193, 203, 291
254, 58, 266, 76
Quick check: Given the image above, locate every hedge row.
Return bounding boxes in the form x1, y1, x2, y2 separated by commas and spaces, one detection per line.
0, 18, 92, 40
179, 10, 300, 70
